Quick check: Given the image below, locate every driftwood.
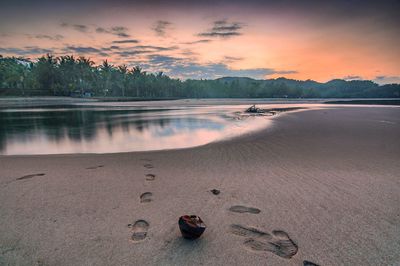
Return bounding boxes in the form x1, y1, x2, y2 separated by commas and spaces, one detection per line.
245, 105, 265, 113
245, 105, 305, 115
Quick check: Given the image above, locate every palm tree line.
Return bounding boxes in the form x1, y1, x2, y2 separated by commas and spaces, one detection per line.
1, 54, 399, 98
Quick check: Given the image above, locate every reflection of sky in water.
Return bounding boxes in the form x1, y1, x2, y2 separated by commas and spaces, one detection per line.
0, 104, 275, 155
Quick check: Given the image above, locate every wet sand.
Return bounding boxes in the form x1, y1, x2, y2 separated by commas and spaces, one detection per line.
0, 106, 399, 265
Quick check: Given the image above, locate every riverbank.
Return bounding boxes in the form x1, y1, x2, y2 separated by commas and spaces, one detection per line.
0, 106, 399, 265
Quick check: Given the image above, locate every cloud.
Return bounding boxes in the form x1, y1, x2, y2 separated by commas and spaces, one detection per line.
109, 45, 178, 58
198, 19, 244, 38
183, 39, 212, 45
32, 34, 64, 41
133, 45, 178, 51
72, 24, 88, 32
140, 54, 296, 80
114, 50, 153, 57
100, 46, 120, 52
95, 26, 130, 37
60, 22, 89, 33
374, 75, 400, 84
343, 75, 362, 80
222, 56, 243, 62
0, 46, 53, 55
64, 46, 108, 56
95, 27, 107, 33
112, 39, 140, 44
152, 20, 172, 37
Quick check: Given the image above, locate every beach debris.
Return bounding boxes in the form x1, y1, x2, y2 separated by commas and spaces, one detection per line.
86, 165, 104, 170
303, 261, 320, 266
245, 105, 265, 114
210, 189, 220, 195
178, 215, 206, 239
16, 173, 45, 180
228, 205, 261, 214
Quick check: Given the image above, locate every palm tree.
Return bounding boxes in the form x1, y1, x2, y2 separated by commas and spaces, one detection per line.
99, 60, 114, 96
34, 54, 58, 95
77, 56, 95, 95
118, 64, 128, 97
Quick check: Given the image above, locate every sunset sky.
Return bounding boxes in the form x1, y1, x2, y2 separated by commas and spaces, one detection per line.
1, 0, 399, 83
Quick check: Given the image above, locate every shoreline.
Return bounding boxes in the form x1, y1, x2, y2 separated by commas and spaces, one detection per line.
0, 106, 399, 265
1, 97, 400, 109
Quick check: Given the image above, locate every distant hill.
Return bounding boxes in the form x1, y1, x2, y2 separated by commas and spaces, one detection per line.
215, 77, 399, 98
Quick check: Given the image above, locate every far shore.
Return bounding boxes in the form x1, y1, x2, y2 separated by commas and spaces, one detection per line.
1, 96, 399, 109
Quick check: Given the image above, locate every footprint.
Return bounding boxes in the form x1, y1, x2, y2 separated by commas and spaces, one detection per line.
230, 224, 271, 239
129, 220, 149, 242
140, 192, 153, 203
16, 173, 45, 180
145, 174, 156, 181
143, 163, 154, 169
228, 205, 261, 214
86, 165, 104, 170
303, 260, 320, 266
243, 230, 298, 259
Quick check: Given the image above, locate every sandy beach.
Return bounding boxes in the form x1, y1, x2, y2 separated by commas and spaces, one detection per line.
1, 106, 399, 265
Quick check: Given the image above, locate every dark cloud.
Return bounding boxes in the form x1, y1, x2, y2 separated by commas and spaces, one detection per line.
109, 45, 178, 58
199, 19, 244, 38
95, 27, 107, 33
374, 75, 400, 84
112, 39, 139, 44
0, 46, 53, 55
147, 54, 182, 65
223, 56, 243, 62
95, 26, 130, 37
64, 46, 108, 56
343, 75, 362, 80
133, 45, 178, 51
114, 50, 153, 57
60, 22, 88, 32
33, 34, 64, 40
100, 46, 120, 52
152, 20, 172, 37
183, 39, 212, 45
73, 24, 88, 32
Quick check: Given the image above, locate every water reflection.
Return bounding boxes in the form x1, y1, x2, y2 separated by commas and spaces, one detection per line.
0, 105, 271, 155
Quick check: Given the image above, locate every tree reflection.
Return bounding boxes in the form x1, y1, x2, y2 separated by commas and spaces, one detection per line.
0, 107, 180, 153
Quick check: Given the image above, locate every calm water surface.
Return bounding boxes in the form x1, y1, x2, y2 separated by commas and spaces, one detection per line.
0, 102, 288, 155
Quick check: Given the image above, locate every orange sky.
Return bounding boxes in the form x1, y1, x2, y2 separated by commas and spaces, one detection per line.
0, 0, 399, 83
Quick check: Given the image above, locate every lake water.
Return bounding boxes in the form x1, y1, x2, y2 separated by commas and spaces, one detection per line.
1, 100, 300, 155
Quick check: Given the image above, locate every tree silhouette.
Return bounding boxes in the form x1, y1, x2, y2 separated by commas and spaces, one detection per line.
0, 54, 399, 98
